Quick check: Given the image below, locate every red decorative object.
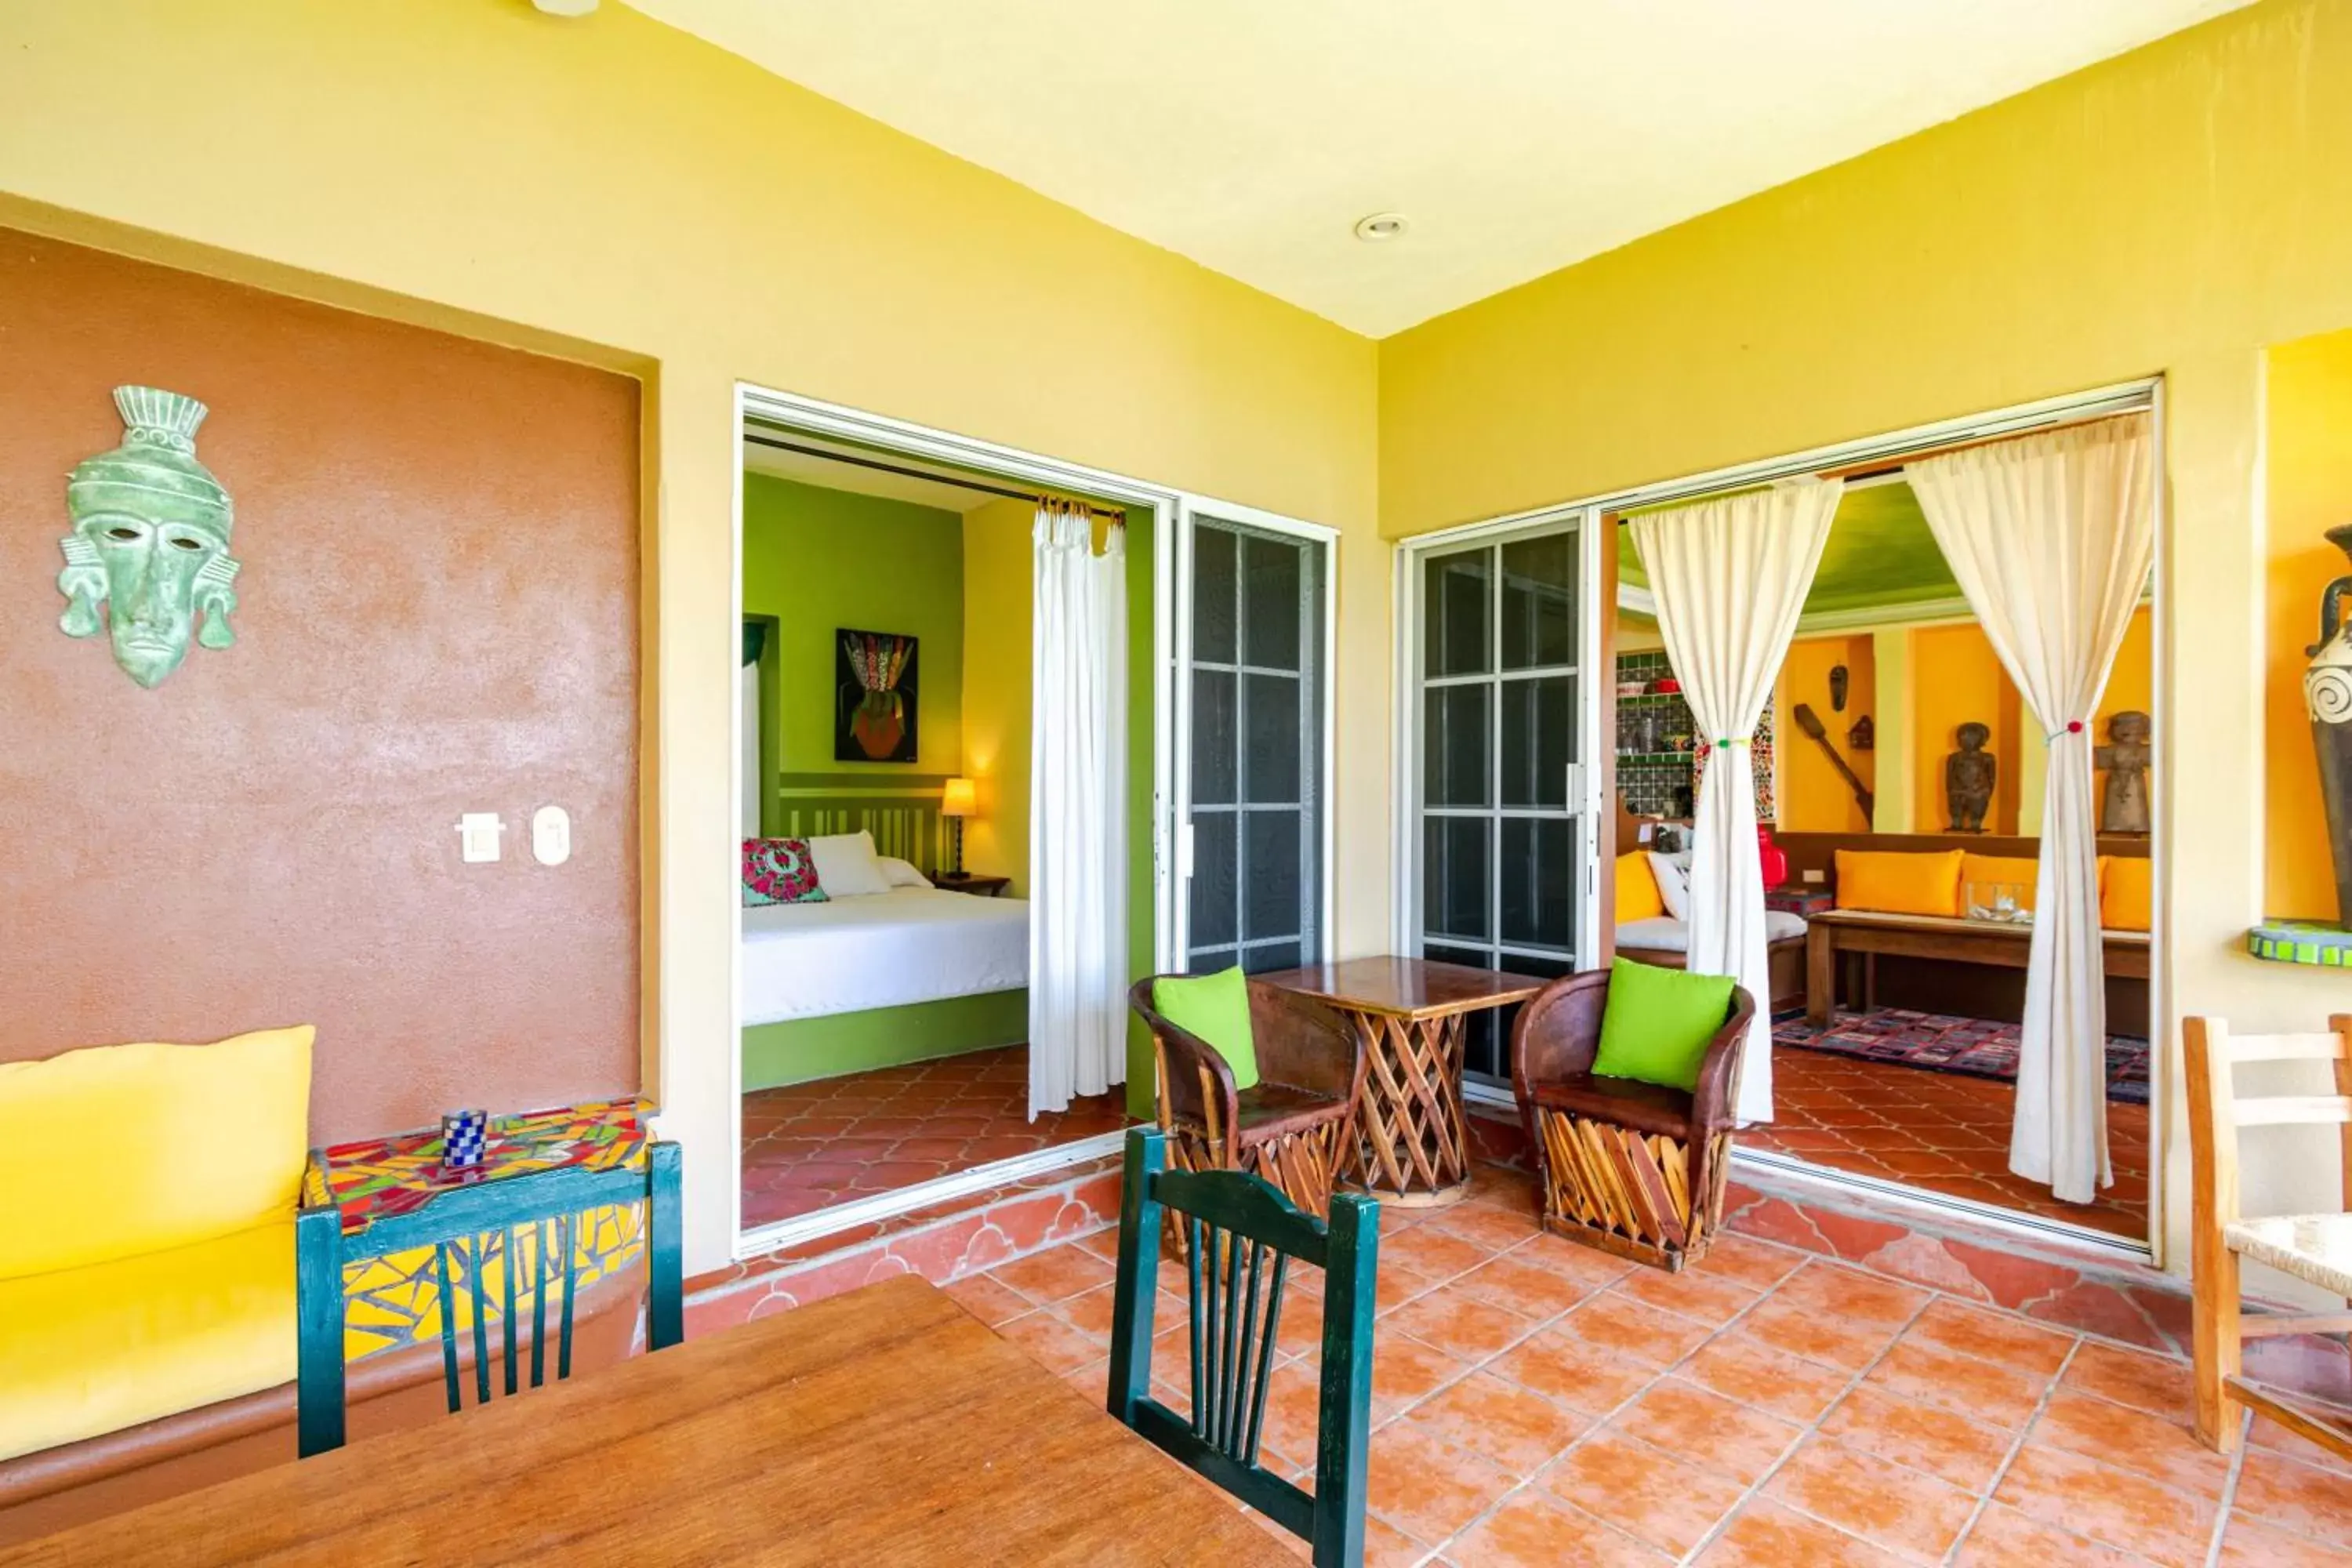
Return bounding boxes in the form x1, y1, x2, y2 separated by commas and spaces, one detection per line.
1756, 824, 1789, 891
742, 837, 826, 906
1652, 675, 1682, 695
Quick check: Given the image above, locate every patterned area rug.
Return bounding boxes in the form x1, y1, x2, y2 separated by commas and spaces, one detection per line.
1773, 1008, 2151, 1105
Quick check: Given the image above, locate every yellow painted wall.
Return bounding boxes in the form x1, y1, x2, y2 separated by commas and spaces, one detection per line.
1910, 624, 2024, 836
960, 500, 1033, 895
1774, 635, 1875, 833
0, 0, 1381, 1272
2265, 328, 2352, 920
1379, 0, 2352, 1275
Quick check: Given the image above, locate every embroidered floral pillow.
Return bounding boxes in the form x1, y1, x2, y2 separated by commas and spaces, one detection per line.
742, 837, 827, 906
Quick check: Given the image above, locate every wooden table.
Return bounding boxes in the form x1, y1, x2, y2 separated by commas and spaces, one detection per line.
1258, 957, 1547, 1208
0, 1276, 1289, 1567
1805, 908, 2152, 1027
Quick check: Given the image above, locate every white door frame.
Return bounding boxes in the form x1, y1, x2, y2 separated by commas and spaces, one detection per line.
1388, 376, 2166, 1260
727, 383, 1335, 1259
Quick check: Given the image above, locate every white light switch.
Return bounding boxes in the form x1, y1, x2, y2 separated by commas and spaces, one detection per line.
458, 812, 505, 864
1802, 869, 1826, 884
532, 805, 572, 866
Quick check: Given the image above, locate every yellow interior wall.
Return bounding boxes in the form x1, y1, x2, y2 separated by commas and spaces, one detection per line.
1773, 634, 1875, 833
1379, 0, 2352, 1275
2264, 327, 2352, 921
0, 0, 1381, 1274
1909, 624, 2023, 836
960, 499, 1033, 895
1614, 607, 1665, 654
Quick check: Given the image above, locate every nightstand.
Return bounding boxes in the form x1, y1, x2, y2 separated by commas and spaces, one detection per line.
931, 871, 1011, 898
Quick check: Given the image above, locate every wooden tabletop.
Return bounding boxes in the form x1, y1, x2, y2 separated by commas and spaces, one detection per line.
1809, 908, 2151, 946
1256, 956, 1549, 1020
2, 1276, 1290, 1567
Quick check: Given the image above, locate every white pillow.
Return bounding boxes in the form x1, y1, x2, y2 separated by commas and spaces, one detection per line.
808, 831, 893, 898
877, 855, 932, 889
1646, 851, 1692, 922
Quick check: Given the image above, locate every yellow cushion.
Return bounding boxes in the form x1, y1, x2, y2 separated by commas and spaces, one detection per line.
1616, 852, 1664, 922
1960, 853, 2042, 912
1834, 849, 1965, 918
2103, 856, 2153, 932
0, 1025, 313, 1280
0, 1221, 296, 1461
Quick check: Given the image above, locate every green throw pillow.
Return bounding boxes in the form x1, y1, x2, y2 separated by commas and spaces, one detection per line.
1152, 967, 1261, 1091
1591, 957, 1736, 1093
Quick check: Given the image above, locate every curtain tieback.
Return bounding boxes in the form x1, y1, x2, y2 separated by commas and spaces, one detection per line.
2045, 719, 2088, 742
1711, 737, 1750, 747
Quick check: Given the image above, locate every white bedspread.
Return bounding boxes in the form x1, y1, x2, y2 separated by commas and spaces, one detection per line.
741, 888, 1029, 1026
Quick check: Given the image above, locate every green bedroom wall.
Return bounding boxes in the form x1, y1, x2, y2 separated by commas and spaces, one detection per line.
742, 473, 967, 833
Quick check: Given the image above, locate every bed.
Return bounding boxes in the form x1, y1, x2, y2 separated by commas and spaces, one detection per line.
742, 887, 1029, 1026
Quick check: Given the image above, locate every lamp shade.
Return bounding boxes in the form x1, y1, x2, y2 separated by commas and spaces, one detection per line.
940, 777, 978, 818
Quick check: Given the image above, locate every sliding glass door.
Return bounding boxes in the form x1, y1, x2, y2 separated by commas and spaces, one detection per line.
1410, 517, 1599, 1082
1179, 512, 1330, 975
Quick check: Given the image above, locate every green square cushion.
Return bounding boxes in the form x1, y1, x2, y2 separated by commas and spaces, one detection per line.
1591, 957, 1736, 1094
1152, 967, 1261, 1092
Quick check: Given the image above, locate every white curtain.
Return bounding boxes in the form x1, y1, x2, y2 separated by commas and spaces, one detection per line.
1029, 502, 1129, 1119
1630, 478, 1842, 1124
1908, 415, 2154, 1203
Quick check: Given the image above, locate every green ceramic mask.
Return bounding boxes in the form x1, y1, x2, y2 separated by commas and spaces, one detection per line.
56, 387, 241, 688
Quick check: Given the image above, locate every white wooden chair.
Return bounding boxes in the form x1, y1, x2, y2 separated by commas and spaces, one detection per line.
2184, 1014, 2352, 1457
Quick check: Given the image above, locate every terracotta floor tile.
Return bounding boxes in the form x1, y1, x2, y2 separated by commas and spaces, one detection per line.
1506, 1235, 1638, 1290
1453, 1254, 1607, 1320
2230, 1447, 2352, 1549
1247, 1359, 1327, 1470
1613, 1378, 1802, 1486
1609, 1264, 1762, 1327
1551, 1293, 1714, 1369
1765, 1436, 1978, 1562
1816, 1383, 2014, 1493
1544, 1430, 1749, 1558
1693, 1497, 1909, 1566
2027, 1388, 2230, 1496
942, 1272, 1035, 1327
1688, 1234, 1808, 1290
1445, 1490, 1670, 1566
1900, 1298, 2077, 1377
1388, 1285, 1543, 1361
1739, 1296, 1903, 1373
1364, 1422, 1517, 1546
1370, 1330, 1476, 1417
2060, 1340, 2194, 1418
1375, 1258, 1450, 1315
2216, 1512, 2348, 1567
1384, 1225, 1501, 1283
1991, 1443, 2216, 1567
996, 1309, 1108, 1376
1493, 1325, 1664, 1416
1680, 1330, 1857, 1425
1865, 1338, 2048, 1428
990, 1244, 1116, 1304
1951, 1502, 2151, 1565
1426, 1201, 1547, 1253
1407, 1372, 1592, 1473
1770, 1261, 1931, 1329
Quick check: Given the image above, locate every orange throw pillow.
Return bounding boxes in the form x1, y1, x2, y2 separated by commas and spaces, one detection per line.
2102, 856, 2152, 932
1616, 852, 1665, 921
1834, 849, 1965, 918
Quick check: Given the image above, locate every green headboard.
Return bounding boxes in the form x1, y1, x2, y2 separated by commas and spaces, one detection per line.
770, 773, 953, 870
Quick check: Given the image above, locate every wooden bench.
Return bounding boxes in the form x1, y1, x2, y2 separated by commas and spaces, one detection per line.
1805, 908, 2150, 1028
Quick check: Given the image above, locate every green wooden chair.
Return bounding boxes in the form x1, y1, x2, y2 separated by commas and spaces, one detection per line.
1106, 1127, 1379, 1567
294, 1141, 684, 1457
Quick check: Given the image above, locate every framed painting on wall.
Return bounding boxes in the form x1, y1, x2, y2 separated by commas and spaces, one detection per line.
836, 628, 920, 763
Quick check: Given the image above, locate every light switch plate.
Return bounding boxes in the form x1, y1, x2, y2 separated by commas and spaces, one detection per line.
532, 805, 572, 866
458, 812, 504, 864
1802, 868, 1826, 884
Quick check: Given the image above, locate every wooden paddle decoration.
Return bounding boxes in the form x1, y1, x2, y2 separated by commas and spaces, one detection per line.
1793, 702, 1875, 822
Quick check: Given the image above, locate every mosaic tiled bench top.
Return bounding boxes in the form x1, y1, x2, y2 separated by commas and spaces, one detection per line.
302, 1098, 652, 1359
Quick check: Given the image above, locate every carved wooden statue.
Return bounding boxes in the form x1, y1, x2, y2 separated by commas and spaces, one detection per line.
2095, 710, 2152, 835
1946, 721, 1996, 833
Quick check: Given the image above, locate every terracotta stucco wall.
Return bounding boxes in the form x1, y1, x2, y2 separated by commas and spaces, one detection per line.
0, 228, 641, 1145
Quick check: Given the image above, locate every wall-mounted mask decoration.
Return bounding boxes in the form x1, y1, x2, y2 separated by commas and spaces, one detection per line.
1848, 713, 1875, 752
1828, 664, 1849, 712
56, 387, 240, 688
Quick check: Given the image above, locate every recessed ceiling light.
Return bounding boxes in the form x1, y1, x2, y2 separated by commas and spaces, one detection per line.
1353, 212, 1409, 242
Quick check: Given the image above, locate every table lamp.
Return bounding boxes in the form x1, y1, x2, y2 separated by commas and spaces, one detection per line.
941, 776, 978, 875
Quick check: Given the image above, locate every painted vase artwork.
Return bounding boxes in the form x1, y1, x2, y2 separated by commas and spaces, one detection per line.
56, 386, 242, 688
836, 628, 920, 763
2303, 522, 2352, 926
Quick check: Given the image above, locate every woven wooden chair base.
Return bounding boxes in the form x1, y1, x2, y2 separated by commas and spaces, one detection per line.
1534, 1108, 1731, 1273
1160, 1119, 1346, 1218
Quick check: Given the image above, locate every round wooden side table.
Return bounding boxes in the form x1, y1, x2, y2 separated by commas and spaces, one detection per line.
1254, 957, 1548, 1207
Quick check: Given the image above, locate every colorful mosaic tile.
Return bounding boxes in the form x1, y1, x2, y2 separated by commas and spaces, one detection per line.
307, 1100, 651, 1359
